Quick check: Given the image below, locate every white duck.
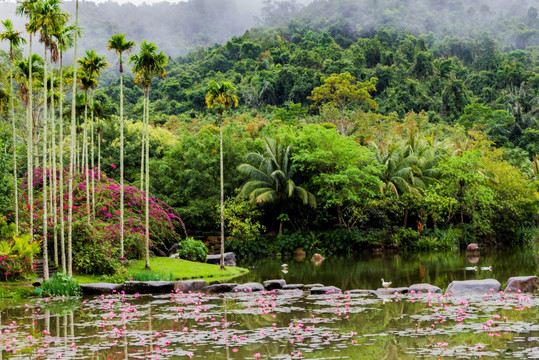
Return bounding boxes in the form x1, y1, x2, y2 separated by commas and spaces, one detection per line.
480, 266, 492, 271
381, 278, 392, 289
465, 266, 478, 271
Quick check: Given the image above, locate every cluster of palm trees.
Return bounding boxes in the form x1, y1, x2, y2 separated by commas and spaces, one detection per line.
1, 0, 168, 279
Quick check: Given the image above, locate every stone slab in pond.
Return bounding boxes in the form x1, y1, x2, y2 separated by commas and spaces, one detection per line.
201, 283, 238, 293
80, 283, 124, 295
504, 276, 538, 293
174, 280, 207, 293
310, 286, 342, 294
275, 289, 304, 297
123, 281, 175, 294
233, 282, 264, 292
346, 289, 375, 296
375, 287, 409, 296
304, 283, 324, 289
206, 252, 236, 267
409, 283, 442, 293
263, 279, 286, 290
445, 279, 501, 295
282, 284, 304, 290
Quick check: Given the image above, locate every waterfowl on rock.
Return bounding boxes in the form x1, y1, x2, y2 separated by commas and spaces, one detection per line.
465, 266, 478, 271
381, 278, 392, 289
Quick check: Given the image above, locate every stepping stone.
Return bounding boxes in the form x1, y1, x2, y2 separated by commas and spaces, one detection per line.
123, 281, 175, 294
504, 276, 538, 293
206, 252, 236, 266
376, 287, 409, 296
304, 283, 324, 289
174, 280, 207, 292
263, 279, 286, 290
409, 283, 442, 293
346, 289, 375, 296
233, 282, 264, 292
445, 279, 501, 295
282, 284, 304, 290
310, 286, 341, 294
275, 289, 304, 297
80, 283, 124, 295
201, 283, 238, 293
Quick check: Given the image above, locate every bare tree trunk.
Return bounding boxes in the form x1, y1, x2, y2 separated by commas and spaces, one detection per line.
144, 90, 150, 270
219, 111, 225, 270
119, 59, 125, 258
50, 57, 58, 267
43, 42, 49, 281
28, 34, 34, 244
8, 51, 18, 233
84, 91, 90, 224
59, 54, 66, 274
90, 90, 95, 219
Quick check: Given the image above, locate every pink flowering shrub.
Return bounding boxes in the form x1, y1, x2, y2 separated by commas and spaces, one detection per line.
19, 167, 186, 275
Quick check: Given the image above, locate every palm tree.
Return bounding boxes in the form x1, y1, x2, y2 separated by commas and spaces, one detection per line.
238, 137, 316, 236
0, 19, 27, 234
68, 0, 81, 277
53, 23, 76, 274
108, 34, 135, 259
129, 40, 167, 270
205, 80, 239, 270
16, 0, 38, 247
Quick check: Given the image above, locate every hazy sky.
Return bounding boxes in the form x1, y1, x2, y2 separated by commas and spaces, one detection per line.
0, 0, 191, 4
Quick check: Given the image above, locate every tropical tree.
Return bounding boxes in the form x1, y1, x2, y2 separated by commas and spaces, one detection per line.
238, 137, 316, 235
108, 33, 135, 259
205, 80, 238, 269
0, 19, 26, 234
129, 40, 167, 270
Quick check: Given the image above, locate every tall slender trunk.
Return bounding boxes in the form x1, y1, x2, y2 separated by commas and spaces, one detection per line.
8, 48, 19, 234
84, 90, 90, 224
28, 33, 33, 243
50, 55, 58, 267
59, 54, 66, 274
97, 115, 101, 180
68, 0, 80, 277
90, 90, 95, 219
219, 110, 225, 270
140, 96, 146, 199
42, 41, 49, 281
144, 88, 150, 270
119, 58, 125, 258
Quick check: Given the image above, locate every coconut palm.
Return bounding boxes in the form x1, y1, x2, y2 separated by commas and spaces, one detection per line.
129, 40, 168, 270
0, 19, 27, 234
52, 23, 77, 274
238, 137, 316, 236
108, 33, 135, 259
205, 80, 239, 270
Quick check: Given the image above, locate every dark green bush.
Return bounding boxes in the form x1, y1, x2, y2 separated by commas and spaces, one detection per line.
178, 237, 208, 262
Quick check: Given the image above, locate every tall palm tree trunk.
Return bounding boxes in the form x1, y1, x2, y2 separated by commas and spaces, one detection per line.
119, 60, 125, 258
9, 49, 18, 233
144, 89, 150, 270
50, 57, 58, 266
68, 0, 80, 277
84, 91, 90, 224
28, 33, 33, 243
140, 99, 146, 199
219, 110, 225, 270
42, 41, 49, 281
90, 90, 95, 218
59, 53, 66, 273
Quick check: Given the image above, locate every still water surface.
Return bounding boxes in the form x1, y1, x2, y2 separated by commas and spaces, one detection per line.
0, 248, 537, 359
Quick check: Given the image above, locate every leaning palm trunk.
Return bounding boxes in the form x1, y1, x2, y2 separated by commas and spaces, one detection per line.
42, 41, 49, 281
9, 52, 18, 233
68, 0, 80, 277
59, 53, 66, 273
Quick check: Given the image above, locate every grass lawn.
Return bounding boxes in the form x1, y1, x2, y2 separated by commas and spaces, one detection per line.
73, 257, 248, 284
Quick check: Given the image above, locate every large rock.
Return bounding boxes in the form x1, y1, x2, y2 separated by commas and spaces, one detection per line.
346, 289, 375, 296
206, 252, 236, 266
466, 243, 480, 253
201, 283, 238, 293
168, 243, 180, 256
80, 283, 124, 295
233, 282, 264, 292
504, 276, 538, 293
304, 283, 324, 289
123, 281, 175, 294
174, 280, 207, 293
445, 279, 501, 295
409, 283, 442, 294
375, 287, 409, 296
310, 286, 341, 295
263, 279, 286, 290
275, 289, 304, 297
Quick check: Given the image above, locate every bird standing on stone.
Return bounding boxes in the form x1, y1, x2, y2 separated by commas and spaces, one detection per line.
481, 266, 492, 271
465, 266, 478, 271
381, 278, 392, 289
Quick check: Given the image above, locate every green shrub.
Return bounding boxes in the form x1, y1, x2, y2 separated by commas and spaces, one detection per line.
41, 273, 82, 297
0, 234, 41, 281
131, 270, 174, 281
178, 238, 208, 262
101, 266, 131, 283
391, 228, 420, 251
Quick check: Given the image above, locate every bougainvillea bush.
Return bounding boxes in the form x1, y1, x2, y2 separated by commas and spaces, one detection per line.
18, 167, 186, 275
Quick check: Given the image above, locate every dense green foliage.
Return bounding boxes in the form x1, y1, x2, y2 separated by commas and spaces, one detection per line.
0, 0, 538, 267
177, 237, 208, 263
39, 272, 82, 296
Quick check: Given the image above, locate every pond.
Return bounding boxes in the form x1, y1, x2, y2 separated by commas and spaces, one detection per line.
0, 248, 537, 359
